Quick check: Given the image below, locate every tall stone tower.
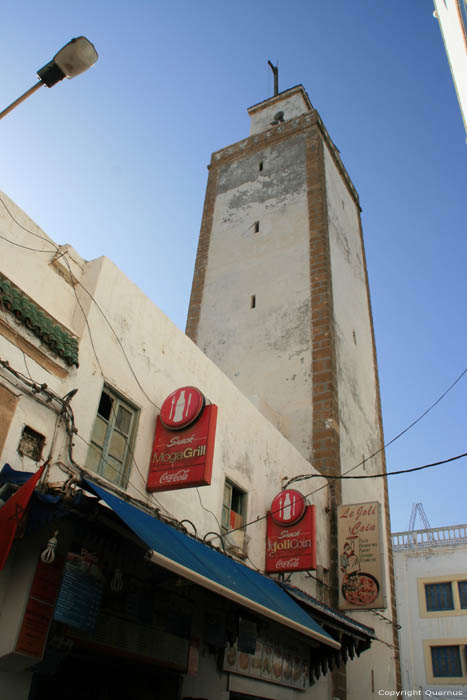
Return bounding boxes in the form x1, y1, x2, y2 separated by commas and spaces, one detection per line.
187, 84, 400, 696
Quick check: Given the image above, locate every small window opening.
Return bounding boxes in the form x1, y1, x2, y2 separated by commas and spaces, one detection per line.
222, 480, 246, 531
18, 426, 45, 462
98, 391, 114, 420
259, 160, 263, 172
250, 295, 256, 309
352, 330, 357, 345
254, 221, 260, 233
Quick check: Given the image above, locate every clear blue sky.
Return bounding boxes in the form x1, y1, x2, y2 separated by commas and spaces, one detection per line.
1, 1, 465, 533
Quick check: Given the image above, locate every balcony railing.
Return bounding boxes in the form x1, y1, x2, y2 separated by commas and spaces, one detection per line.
391, 524, 467, 551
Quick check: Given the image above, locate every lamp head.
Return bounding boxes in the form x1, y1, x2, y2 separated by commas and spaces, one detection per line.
37, 37, 98, 87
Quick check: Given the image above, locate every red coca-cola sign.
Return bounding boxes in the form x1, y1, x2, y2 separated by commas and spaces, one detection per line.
265, 492, 316, 573
147, 388, 217, 493
160, 386, 205, 430
270, 489, 306, 526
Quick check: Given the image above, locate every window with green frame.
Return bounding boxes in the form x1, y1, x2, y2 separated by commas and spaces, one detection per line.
86, 386, 138, 486
222, 480, 246, 531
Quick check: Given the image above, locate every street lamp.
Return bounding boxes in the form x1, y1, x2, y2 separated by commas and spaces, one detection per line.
0, 37, 98, 121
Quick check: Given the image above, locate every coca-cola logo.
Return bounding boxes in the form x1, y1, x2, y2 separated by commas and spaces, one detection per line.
275, 558, 300, 569
160, 387, 205, 430
270, 489, 306, 526
159, 469, 190, 483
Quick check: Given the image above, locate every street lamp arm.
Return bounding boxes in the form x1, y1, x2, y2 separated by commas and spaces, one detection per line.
0, 81, 44, 121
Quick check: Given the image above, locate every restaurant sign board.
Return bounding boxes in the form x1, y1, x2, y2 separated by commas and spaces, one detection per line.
265, 490, 316, 573
147, 387, 217, 492
337, 501, 386, 610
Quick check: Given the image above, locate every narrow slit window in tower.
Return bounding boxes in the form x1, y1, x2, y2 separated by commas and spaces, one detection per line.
251, 295, 256, 309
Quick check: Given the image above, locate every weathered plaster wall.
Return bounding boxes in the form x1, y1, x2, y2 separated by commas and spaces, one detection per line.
324, 144, 398, 696
249, 87, 312, 135
195, 135, 314, 459
71, 253, 330, 572
324, 144, 384, 495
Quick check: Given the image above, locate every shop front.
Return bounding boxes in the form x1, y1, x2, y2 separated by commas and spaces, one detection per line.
0, 468, 374, 700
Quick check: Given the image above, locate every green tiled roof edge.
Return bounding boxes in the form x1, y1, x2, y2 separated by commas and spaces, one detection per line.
0, 273, 79, 367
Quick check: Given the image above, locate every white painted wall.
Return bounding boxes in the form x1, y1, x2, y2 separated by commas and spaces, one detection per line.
196, 134, 315, 461
394, 540, 467, 695
433, 0, 467, 138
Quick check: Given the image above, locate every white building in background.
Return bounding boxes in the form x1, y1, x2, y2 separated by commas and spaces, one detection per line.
392, 524, 467, 696
433, 0, 467, 139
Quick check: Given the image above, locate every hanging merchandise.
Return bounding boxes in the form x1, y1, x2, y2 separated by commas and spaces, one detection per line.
53, 550, 105, 632
41, 530, 59, 564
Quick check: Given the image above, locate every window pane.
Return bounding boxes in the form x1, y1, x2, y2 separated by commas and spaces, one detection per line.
109, 431, 127, 461
458, 581, 467, 609
431, 646, 462, 677
116, 405, 132, 435
86, 444, 102, 472
91, 415, 108, 448
102, 456, 123, 484
223, 483, 232, 508
425, 583, 454, 611
222, 505, 230, 529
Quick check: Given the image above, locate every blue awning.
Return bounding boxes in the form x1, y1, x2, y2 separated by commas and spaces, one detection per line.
87, 480, 339, 650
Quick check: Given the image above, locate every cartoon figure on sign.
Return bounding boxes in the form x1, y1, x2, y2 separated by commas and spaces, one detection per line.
340, 540, 379, 607
340, 541, 360, 580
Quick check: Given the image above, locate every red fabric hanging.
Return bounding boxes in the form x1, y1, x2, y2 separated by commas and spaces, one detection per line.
0, 464, 45, 570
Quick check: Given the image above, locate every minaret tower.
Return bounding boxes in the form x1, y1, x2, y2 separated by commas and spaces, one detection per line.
187, 81, 400, 696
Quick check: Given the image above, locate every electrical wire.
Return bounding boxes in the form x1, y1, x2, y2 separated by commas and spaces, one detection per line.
0, 194, 160, 409
0, 232, 54, 253
0, 195, 57, 245
222, 451, 467, 539
287, 452, 467, 485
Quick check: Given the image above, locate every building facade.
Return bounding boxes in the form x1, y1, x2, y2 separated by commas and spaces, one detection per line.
187, 84, 400, 696
392, 523, 467, 696
0, 83, 400, 700
0, 188, 379, 700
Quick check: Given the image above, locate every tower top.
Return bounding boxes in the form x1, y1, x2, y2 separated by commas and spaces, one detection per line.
247, 84, 313, 136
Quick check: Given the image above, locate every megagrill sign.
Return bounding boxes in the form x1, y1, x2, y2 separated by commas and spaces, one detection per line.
147, 386, 217, 492
265, 490, 316, 573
